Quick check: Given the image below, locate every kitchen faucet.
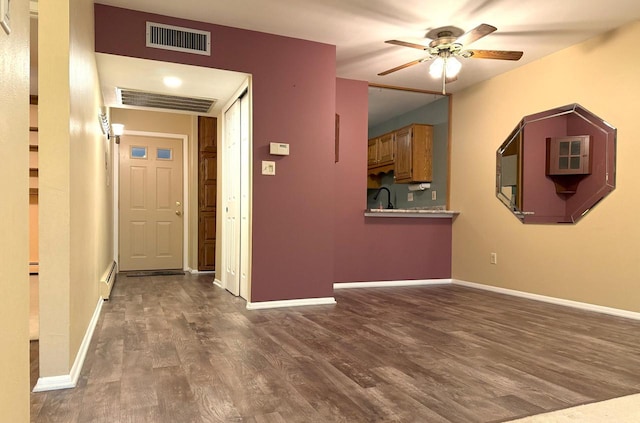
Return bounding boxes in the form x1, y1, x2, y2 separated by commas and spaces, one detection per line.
374, 187, 394, 209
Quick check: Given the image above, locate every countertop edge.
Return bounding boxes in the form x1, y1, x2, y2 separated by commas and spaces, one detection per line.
364, 210, 460, 218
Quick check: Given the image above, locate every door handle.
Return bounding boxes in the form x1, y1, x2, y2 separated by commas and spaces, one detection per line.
175, 210, 182, 216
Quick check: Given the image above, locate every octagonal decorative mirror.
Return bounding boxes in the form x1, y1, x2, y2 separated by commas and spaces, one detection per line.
496, 103, 616, 224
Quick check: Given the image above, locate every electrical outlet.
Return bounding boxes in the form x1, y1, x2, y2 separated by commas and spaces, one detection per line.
407, 192, 414, 202
490, 252, 497, 265
431, 190, 437, 200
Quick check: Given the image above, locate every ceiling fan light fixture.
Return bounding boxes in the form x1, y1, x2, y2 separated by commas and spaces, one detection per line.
445, 56, 462, 77
381, 23, 523, 94
429, 57, 444, 78
429, 56, 461, 78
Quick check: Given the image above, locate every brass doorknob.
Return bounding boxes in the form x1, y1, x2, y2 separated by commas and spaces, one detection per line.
175, 210, 182, 216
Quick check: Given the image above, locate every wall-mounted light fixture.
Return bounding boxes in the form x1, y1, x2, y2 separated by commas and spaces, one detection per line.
111, 123, 124, 144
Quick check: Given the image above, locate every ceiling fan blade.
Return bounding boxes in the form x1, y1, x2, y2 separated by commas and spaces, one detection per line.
467, 49, 523, 60
385, 40, 428, 50
455, 23, 497, 47
378, 59, 426, 76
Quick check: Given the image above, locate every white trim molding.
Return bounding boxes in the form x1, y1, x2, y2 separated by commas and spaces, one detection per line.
33, 298, 104, 392
213, 278, 223, 288
452, 279, 640, 321
246, 297, 336, 310
189, 269, 215, 275
334, 279, 452, 289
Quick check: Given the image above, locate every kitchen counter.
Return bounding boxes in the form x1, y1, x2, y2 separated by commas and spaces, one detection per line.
364, 208, 460, 218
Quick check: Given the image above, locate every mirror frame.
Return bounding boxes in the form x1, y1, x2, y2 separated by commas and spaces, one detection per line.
496, 103, 616, 224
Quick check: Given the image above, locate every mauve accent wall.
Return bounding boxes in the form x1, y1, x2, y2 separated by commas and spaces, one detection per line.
95, 5, 336, 302
334, 78, 452, 282
565, 115, 607, 216
522, 117, 567, 221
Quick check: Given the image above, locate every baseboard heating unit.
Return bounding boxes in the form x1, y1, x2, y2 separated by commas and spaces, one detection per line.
100, 261, 118, 300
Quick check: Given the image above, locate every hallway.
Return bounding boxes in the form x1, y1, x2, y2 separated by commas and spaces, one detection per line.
30, 274, 640, 422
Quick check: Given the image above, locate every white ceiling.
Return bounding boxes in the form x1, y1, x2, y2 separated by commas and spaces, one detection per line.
94, 54, 248, 117
35, 2, 640, 123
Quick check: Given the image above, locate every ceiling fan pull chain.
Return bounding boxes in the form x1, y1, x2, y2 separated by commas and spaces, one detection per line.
442, 58, 447, 95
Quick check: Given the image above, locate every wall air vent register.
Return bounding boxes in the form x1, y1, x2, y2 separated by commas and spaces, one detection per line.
146, 21, 211, 56
117, 88, 216, 114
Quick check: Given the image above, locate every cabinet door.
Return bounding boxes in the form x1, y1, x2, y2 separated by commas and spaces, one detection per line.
394, 127, 412, 181
378, 132, 395, 165
367, 138, 379, 166
546, 135, 591, 175
411, 124, 433, 182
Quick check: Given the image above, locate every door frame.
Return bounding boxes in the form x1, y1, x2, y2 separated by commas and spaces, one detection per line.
113, 130, 190, 271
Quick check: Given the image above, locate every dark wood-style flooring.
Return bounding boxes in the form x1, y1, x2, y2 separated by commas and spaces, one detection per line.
30, 274, 640, 422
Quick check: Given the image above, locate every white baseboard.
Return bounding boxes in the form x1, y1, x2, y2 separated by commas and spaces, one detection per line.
189, 269, 216, 275
246, 297, 336, 310
213, 278, 223, 288
334, 279, 452, 289
33, 297, 104, 392
452, 279, 640, 321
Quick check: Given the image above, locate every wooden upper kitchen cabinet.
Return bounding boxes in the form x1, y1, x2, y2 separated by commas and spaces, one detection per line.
367, 138, 378, 166
368, 132, 394, 168
394, 124, 433, 183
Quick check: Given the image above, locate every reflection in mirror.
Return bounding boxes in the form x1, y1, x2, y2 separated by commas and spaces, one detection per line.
367, 84, 450, 210
497, 125, 522, 212
496, 104, 616, 224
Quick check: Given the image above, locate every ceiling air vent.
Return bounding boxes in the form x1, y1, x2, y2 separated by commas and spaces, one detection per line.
146, 22, 211, 56
118, 88, 216, 114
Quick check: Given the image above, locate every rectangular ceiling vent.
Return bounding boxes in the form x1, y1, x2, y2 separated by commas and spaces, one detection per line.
118, 88, 216, 114
146, 22, 211, 56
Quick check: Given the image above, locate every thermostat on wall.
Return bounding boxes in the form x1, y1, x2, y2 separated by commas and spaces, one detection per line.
269, 142, 290, 156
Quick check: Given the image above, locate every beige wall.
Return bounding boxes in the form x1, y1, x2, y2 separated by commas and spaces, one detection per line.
39, 0, 113, 376
451, 21, 640, 312
110, 108, 198, 270
0, 0, 30, 419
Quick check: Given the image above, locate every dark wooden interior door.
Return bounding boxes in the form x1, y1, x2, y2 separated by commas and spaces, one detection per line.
198, 116, 217, 271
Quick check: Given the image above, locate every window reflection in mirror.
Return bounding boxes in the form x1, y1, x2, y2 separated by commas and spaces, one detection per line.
367, 84, 450, 210
496, 103, 616, 224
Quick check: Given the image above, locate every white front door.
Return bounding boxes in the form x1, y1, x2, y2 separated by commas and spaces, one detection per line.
119, 135, 183, 271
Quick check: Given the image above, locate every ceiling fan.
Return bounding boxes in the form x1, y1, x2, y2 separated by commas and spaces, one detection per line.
379, 24, 523, 94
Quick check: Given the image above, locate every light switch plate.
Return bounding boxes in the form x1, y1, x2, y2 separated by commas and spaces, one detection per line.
407, 193, 414, 202
262, 160, 276, 175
